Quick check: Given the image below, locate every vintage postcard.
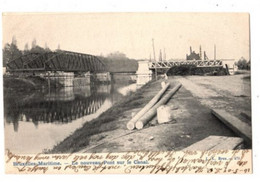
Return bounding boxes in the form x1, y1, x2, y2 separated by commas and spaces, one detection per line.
2, 12, 252, 174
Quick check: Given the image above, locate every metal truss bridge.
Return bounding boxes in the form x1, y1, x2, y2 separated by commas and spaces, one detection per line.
6, 50, 107, 73
149, 60, 223, 70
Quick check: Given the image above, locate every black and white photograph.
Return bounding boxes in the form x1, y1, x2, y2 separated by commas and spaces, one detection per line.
1, 12, 254, 174
3, 13, 251, 154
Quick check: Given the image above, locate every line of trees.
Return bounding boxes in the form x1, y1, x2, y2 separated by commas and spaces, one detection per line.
98, 51, 138, 72
235, 57, 250, 70
2, 36, 138, 72
2, 36, 57, 67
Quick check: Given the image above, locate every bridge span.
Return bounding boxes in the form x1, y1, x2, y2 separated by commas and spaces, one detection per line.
6, 50, 107, 73
148, 59, 236, 74
148, 59, 223, 70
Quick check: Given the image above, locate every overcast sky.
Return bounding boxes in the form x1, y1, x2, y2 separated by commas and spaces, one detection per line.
2, 13, 250, 61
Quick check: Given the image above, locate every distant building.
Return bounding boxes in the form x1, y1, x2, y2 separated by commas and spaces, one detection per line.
186, 46, 201, 60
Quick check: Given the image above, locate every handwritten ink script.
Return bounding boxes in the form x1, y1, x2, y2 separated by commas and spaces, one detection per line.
5, 149, 252, 174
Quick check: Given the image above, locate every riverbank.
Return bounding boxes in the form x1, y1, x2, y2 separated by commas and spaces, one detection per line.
3, 76, 62, 92
50, 74, 251, 153
50, 80, 157, 153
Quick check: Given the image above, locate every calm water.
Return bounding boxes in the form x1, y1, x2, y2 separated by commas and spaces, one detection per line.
4, 81, 137, 154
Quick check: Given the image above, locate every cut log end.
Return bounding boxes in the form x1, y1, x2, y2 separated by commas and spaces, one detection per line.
127, 122, 135, 130
135, 121, 144, 130
125, 82, 171, 130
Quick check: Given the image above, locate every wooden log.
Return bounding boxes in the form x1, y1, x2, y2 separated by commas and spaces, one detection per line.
135, 83, 182, 130
184, 136, 244, 151
127, 82, 170, 130
212, 109, 252, 143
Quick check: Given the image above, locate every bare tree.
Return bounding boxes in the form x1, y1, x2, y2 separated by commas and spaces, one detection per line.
12, 35, 17, 45
31, 38, 37, 49
24, 43, 29, 51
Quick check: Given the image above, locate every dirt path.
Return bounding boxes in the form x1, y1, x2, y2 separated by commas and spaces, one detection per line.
79, 76, 250, 153
176, 75, 251, 123
52, 74, 251, 153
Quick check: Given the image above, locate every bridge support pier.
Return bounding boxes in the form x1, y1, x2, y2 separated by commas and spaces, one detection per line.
95, 72, 111, 83
73, 72, 91, 87
136, 61, 152, 86
43, 71, 111, 87
44, 71, 74, 87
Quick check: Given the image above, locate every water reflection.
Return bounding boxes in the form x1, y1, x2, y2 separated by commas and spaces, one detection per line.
117, 83, 137, 96
5, 84, 112, 131
4, 81, 135, 153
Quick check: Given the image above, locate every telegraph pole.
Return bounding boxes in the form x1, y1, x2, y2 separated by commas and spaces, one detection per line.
214, 44, 216, 61
159, 49, 162, 62
163, 48, 166, 61
152, 38, 157, 80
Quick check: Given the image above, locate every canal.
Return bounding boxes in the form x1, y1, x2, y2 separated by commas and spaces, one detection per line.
4, 78, 137, 154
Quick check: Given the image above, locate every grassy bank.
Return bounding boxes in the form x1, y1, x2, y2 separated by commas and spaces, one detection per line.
49, 80, 156, 153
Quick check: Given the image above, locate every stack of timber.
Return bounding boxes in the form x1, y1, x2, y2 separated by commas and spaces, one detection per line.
126, 82, 182, 130
127, 82, 170, 130
135, 83, 182, 129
